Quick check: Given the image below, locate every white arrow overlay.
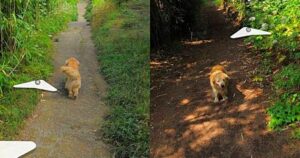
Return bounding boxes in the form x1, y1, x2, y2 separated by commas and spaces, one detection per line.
0, 141, 36, 158
231, 27, 271, 39
13, 80, 57, 92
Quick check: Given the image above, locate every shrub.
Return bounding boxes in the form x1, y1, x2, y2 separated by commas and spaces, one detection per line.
268, 93, 300, 129
274, 64, 300, 90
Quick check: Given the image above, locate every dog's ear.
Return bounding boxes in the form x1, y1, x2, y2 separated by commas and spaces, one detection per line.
225, 74, 230, 80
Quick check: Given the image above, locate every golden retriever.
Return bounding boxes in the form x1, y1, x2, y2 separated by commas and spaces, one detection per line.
209, 65, 229, 102
60, 57, 81, 99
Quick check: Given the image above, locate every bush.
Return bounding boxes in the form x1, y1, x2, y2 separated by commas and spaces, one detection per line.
267, 64, 300, 130
223, 0, 300, 133
274, 64, 300, 90
246, 0, 300, 52
268, 93, 300, 129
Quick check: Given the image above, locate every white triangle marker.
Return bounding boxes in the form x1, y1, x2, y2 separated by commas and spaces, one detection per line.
0, 141, 36, 158
14, 80, 57, 92
230, 27, 271, 39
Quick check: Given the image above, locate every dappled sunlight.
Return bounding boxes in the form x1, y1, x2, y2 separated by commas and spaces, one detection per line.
243, 126, 255, 137
178, 74, 207, 82
183, 106, 211, 122
223, 117, 238, 125
150, 60, 170, 69
184, 121, 224, 151
227, 70, 238, 76
150, 3, 281, 157
195, 105, 212, 114
237, 103, 249, 112
182, 39, 214, 46
180, 98, 190, 106
219, 60, 232, 67
150, 61, 162, 65
164, 128, 176, 137
186, 62, 197, 69
237, 83, 263, 100
154, 145, 185, 158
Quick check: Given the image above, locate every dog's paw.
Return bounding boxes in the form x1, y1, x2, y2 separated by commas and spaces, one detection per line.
214, 98, 219, 103
221, 96, 228, 102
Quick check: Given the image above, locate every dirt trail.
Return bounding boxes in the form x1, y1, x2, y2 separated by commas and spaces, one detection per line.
18, 1, 111, 157
151, 5, 300, 158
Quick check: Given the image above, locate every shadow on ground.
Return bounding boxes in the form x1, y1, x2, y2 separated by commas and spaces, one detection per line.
150, 5, 300, 158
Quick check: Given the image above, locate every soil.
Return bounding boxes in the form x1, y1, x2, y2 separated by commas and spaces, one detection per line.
18, 1, 111, 157
150, 5, 300, 158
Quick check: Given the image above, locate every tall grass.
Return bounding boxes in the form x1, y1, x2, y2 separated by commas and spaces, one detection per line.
87, 0, 149, 157
0, 0, 77, 139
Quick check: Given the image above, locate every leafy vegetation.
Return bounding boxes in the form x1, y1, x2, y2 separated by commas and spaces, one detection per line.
222, 0, 300, 130
267, 92, 300, 129
0, 0, 77, 139
246, 0, 300, 52
87, 0, 149, 157
267, 65, 300, 129
274, 64, 300, 90
245, 0, 300, 130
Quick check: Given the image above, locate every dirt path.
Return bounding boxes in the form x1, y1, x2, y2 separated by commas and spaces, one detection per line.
18, 1, 111, 157
150, 5, 300, 158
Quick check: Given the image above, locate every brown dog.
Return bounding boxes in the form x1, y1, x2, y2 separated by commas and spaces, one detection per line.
209, 65, 230, 102
60, 57, 81, 99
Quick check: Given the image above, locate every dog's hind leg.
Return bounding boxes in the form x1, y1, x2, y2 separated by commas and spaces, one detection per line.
68, 89, 74, 98
73, 88, 79, 99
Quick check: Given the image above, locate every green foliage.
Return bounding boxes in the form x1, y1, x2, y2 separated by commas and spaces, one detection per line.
0, 0, 77, 52
274, 64, 300, 90
224, 0, 246, 18
0, 0, 77, 139
229, 0, 300, 132
268, 65, 300, 130
267, 93, 300, 129
221, 0, 300, 139
88, 0, 149, 157
246, 0, 300, 52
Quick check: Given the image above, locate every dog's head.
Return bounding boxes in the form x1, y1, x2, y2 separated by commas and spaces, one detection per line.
214, 73, 229, 89
65, 57, 80, 69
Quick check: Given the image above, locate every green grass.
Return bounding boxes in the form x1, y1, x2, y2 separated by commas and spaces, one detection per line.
87, 0, 149, 157
0, 0, 78, 139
